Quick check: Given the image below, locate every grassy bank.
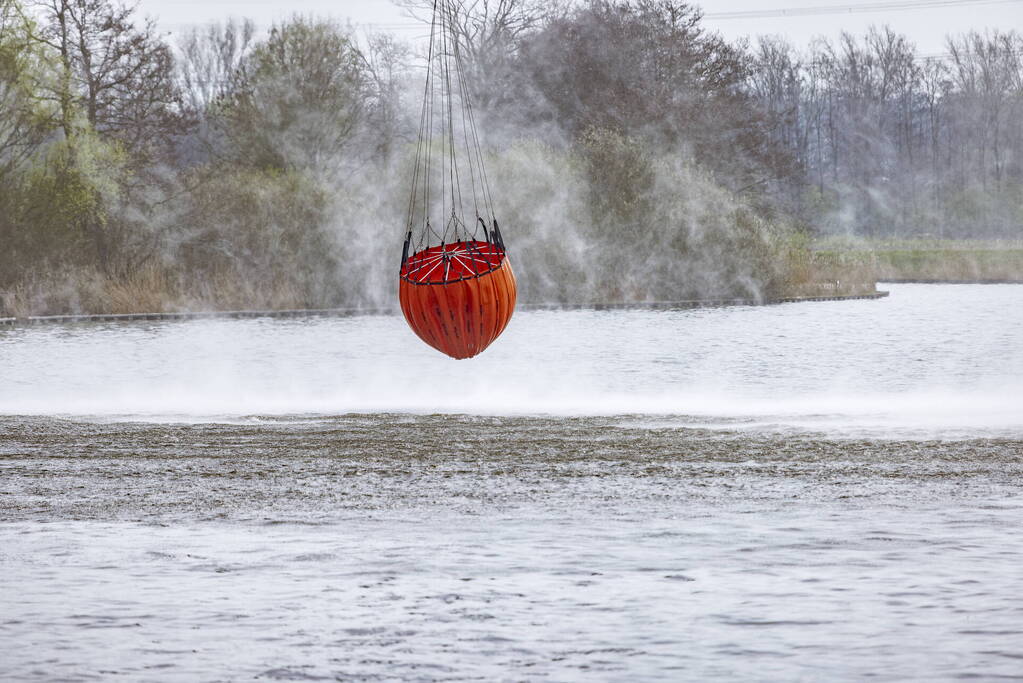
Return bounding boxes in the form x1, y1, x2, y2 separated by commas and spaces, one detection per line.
0, 265, 320, 318
814, 238, 1023, 283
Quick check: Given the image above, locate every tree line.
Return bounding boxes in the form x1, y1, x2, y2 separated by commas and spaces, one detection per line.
0, 0, 1017, 315
750, 26, 1023, 238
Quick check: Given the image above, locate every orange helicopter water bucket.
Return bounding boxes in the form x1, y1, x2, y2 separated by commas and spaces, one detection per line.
399, 240, 517, 359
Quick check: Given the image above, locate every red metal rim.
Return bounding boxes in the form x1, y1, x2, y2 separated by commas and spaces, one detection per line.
400, 240, 507, 285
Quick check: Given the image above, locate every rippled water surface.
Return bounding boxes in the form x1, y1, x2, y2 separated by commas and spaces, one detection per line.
2, 284, 1022, 680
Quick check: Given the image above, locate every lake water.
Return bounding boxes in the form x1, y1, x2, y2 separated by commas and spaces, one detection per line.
2, 284, 1022, 680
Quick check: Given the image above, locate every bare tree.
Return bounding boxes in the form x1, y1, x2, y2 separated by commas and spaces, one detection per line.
948, 31, 1020, 191
359, 31, 414, 157
219, 17, 370, 176
177, 18, 254, 119
749, 36, 806, 196
398, 0, 553, 111
512, 1, 769, 187
32, 0, 183, 158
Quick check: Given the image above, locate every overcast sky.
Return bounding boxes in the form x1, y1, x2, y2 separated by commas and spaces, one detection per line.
140, 0, 1023, 55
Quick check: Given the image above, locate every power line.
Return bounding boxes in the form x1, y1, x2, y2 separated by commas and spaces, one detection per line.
915, 47, 1023, 60
161, 0, 1021, 43
702, 0, 1022, 20
364, 0, 1020, 29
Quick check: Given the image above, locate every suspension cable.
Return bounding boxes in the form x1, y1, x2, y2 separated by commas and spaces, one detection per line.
404, 0, 502, 258
406, 0, 438, 238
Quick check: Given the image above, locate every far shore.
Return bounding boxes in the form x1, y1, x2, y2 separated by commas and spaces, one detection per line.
0, 291, 890, 327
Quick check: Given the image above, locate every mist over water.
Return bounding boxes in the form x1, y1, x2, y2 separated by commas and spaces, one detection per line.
1, 284, 1020, 436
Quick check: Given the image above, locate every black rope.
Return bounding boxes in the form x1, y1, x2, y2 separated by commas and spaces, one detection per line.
418, 1, 439, 253
442, 0, 457, 229
404, 0, 439, 262
403, 0, 506, 263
